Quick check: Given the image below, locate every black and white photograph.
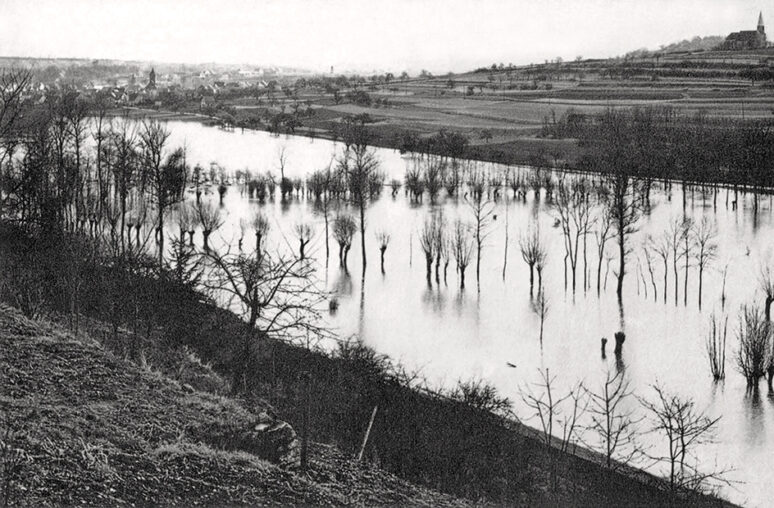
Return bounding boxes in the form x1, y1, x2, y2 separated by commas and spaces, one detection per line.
1, 1, 774, 506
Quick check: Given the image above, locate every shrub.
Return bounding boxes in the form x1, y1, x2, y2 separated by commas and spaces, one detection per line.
735, 305, 771, 387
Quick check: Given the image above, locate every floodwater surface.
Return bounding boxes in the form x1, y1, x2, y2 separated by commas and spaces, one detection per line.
158, 120, 773, 507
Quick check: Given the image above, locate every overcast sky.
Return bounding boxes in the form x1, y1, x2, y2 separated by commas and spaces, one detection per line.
0, 0, 770, 73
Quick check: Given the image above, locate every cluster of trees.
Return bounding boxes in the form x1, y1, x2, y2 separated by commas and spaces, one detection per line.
705, 266, 774, 392
0, 70, 331, 394
520, 367, 729, 495
544, 107, 774, 195
640, 216, 718, 308
396, 129, 469, 159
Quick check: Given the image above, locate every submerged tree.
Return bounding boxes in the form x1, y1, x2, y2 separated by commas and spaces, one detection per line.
467, 167, 494, 290
252, 211, 270, 256
433, 211, 447, 284
418, 213, 439, 286
649, 231, 670, 304
519, 222, 547, 296
294, 222, 314, 260
340, 120, 383, 273
533, 291, 550, 345
175, 202, 196, 245
609, 174, 640, 301
584, 109, 641, 300
554, 178, 593, 292
760, 261, 774, 323
195, 201, 224, 251
375, 230, 390, 273
593, 203, 614, 296
139, 120, 188, 267
706, 313, 727, 381
736, 305, 772, 388
759, 262, 774, 388
451, 219, 473, 289
333, 214, 357, 267
667, 217, 689, 306
692, 217, 718, 309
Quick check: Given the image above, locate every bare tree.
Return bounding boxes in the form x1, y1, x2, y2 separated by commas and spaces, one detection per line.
175, 203, 195, 244
418, 213, 438, 286
536, 245, 548, 294
649, 231, 670, 304
252, 211, 270, 255
294, 222, 314, 260
451, 219, 473, 289
332, 214, 357, 267
466, 168, 494, 290
433, 211, 447, 284
195, 201, 224, 251
584, 369, 641, 469
340, 122, 382, 273
706, 313, 727, 380
0, 69, 32, 219
608, 173, 640, 301
760, 261, 774, 323
667, 217, 689, 306
519, 222, 547, 295
554, 178, 593, 292
692, 217, 717, 309
735, 305, 771, 388
594, 204, 614, 296
641, 243, 658, 303
423, 156, 444, 203
277, 146, 292, 201
759, 262, 774, 388
520, 369, 586, 490
375, 230, 390, 273
680, 217, 694, 306
640, 384, 726, 492
139, 120, 187, 266
533, 291, 550, 345
203, 247, 327, 392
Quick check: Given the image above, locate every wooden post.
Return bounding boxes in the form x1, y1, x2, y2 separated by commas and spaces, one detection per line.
357, 405, 378, 462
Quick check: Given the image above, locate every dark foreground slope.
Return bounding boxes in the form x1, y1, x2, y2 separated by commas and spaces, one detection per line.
0, 304, 470, 507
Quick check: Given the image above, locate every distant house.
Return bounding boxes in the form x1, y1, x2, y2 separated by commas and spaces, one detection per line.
718, 12, 768, 50
197, 84, 219, 96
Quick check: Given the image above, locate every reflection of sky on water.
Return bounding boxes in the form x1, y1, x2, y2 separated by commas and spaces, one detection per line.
148, 120, 774, 507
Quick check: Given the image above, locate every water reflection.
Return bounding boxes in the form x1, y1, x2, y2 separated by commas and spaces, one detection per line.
151, 119, 774, 507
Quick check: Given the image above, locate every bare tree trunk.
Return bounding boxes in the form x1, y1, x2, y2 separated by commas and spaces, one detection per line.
616, 227, 625, 300
360, 203, 366, 273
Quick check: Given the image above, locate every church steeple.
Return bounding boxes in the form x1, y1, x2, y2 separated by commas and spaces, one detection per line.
758, 11, 765, 34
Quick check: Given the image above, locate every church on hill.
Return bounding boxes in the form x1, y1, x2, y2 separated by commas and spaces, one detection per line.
718, 12, 768, 50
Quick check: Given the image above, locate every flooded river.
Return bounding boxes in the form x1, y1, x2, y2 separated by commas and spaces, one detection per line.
160, 119, 772, 506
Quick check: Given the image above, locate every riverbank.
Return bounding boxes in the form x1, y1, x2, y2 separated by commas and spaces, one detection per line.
0, 224, 734, 506
111, 106, 774, 196
108, 106, 583, 170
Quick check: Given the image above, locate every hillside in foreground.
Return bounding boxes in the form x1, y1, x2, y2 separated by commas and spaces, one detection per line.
0, 304, 469, 507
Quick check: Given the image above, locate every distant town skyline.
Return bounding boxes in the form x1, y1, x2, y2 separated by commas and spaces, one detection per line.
0, 0, 771, 74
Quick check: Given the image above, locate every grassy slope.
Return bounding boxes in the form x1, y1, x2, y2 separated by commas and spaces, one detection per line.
0, 304, 470, 507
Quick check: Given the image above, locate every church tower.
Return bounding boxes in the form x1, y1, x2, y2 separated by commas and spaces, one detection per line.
758, 11, 765, 35
148, 68, 156, 89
